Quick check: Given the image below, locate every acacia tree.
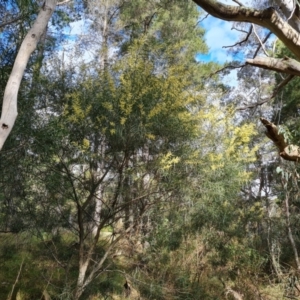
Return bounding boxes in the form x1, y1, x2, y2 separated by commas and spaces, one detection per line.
3, 0, 300, 154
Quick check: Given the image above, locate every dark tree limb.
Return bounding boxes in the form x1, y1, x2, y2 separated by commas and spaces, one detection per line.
223, 25, 253, 48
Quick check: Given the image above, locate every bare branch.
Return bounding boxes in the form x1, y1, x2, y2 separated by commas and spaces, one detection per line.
210, 63, 245, 76
196, 13, 209, 26
57, 0, 71, 5
252, 24, 269, 56
7, 258, 24, 300
237, 98, 271, 110
246, 56, 300, 76
231, 25, 249, 34
253, 31, 272, 58
232, 0, 243, 6
287, 0, 297, 22
223, 25, 252, 48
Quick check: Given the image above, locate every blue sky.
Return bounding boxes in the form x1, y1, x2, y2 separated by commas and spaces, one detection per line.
196, 14, 244, 87
197, 15, 244, 64
62, 4, 245, 86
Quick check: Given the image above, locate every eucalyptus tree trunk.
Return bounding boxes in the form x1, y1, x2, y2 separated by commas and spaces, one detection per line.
0, 0, 57, 150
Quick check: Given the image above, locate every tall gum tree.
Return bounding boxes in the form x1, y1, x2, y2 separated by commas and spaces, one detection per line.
192, 0, 300, 161
0, 0, 57, 151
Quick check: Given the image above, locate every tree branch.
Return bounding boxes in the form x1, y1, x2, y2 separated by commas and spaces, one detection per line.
253, 31, 272, 58
223, 25, 252, 48
260, 118, 300, 161
192, 0, 300, 61
252, 24, 269, 57
237, 98, 271, 110
272, 74, 295, 96
246, 56, 300, 76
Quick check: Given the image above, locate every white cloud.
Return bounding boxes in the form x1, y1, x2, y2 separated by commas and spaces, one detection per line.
197, 8, 246, 87
201, 16, 241, 63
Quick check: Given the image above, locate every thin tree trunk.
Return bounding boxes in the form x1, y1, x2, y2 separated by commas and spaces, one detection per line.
74, 259, 89, 300
92, 186, 103, 237
7, 258, 24, 300
284, 190, 300, 270
0, 0, 57, 150
91, 0, 109, 236
266, 197, 283, 278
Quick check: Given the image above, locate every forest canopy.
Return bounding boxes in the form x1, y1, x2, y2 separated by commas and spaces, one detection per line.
1, 0, 300, 299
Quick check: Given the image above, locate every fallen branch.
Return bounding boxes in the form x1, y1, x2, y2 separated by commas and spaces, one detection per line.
225, 287, 243, 300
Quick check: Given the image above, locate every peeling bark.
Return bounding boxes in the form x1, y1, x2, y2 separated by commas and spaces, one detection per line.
260, 118, 300, 161
0, 0, 57, 151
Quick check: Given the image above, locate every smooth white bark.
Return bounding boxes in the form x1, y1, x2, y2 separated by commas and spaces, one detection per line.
0, 0, 57, 150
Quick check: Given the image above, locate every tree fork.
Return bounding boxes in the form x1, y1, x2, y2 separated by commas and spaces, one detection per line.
0, 0, 57, 151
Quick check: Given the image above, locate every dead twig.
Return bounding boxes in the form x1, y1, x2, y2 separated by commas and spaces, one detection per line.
210, 63, 245, 77
253, 31, 272, 58
252, 24, 269, 57
196, 13, 209, 26
223, 25, 252, 48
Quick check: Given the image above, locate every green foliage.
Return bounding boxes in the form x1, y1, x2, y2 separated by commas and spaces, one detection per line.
0, 0, 282, 299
